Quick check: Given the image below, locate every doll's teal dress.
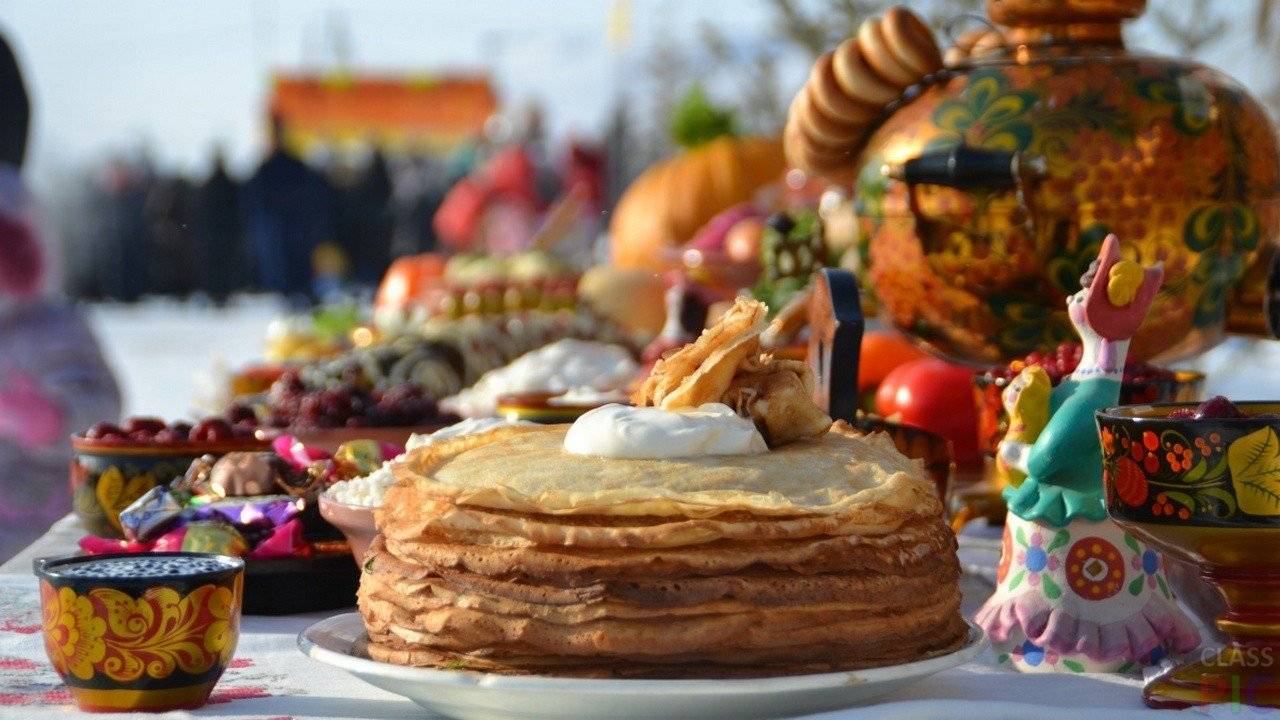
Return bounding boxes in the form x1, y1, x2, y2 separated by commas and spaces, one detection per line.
1003, 374, 1119, 528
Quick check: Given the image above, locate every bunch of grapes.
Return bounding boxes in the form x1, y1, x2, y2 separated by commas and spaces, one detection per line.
238, 369, 449, 429
988, 342, 1175, 386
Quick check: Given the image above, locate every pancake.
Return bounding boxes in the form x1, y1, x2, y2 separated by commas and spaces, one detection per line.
359, 420, 966, 678
391, 424, 938, 519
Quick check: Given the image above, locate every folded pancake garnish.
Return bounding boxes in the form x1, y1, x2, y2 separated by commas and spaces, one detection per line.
632, 297, 831, 447
358, 421, 967, 677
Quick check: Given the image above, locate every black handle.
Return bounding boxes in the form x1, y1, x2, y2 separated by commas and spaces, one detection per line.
808, 268, 864, 424
887, 144, 1042, 191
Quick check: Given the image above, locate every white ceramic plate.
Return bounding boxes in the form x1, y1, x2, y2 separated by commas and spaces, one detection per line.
299, 613, 986, 720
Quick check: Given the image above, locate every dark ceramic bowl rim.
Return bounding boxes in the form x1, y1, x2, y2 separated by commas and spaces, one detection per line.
34, 551, 245, 585
1097, 400, 1280, 423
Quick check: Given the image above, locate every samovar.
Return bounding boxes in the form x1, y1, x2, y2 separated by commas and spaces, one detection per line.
849, 0, 1280, 364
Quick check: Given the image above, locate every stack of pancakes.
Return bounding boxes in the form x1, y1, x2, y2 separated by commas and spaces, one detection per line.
358, 422, 967, 678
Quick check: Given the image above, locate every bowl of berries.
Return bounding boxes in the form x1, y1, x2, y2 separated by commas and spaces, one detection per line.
1096, 396, 1280, 708
70, 417, 269, 538
973, 342, 1204, 455
225, 368, 460, 452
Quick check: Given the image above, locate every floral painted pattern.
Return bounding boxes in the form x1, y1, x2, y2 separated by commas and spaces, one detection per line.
1065, 537, 1124, 601
1006, 526, 1069, 599
852, 46, 1280, 362
1101, 418, 1280, 523
39, 580, 239, 683
1125, 534, 1173, 599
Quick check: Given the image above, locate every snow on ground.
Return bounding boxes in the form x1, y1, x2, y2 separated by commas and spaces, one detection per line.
84, 297, 1280, 422
85, 295, 287, 420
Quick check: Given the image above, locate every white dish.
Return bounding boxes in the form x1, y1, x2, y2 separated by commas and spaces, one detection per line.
298, 612, 986, 720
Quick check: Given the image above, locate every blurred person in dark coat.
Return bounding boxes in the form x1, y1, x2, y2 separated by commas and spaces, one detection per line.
351, 149, 393, 285
0, 32, 120, 560
195, 149, 246, 302
145, 174, 197, 296
242, 116, 331, 304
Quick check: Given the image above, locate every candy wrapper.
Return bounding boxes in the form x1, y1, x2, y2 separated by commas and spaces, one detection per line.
180, 520, 249, 556
209, 451, 298, 497
272, 434, 331, 470
191, 495, 303, 529
171, 453, 218, 499
333, 440, 384, 478
247, 518, 308, 559
118, 485, 183, 542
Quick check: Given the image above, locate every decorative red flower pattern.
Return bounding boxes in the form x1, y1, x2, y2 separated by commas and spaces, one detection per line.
1066, 537, 1125, 600
1110, 456, 1148, 506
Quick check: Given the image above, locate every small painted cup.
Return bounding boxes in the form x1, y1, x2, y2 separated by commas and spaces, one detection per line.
34, 552, 244, 713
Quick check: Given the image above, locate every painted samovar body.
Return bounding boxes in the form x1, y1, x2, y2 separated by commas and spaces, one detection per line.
852, 0, 1280, 364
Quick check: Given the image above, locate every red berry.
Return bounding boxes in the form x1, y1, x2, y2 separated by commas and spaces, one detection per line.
190, 418, 234, 443
152, 428, 185, 444
123, 416, 167, 435
127, 430, 153, 443
1195, 395, 1244, 419
84, 422, 125, 440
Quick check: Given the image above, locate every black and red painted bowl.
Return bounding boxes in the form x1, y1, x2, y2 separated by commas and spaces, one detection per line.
34, 552, 244, 713
1096, 401, 1280, 531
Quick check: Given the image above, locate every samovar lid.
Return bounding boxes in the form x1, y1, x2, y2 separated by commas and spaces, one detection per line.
986, 0, 1146, 26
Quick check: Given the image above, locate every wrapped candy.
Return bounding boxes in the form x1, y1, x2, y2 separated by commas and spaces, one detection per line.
333, 440, 384, 478
271, 434, 331, 470
191, 495, 303, 529
118, 485, 183, 542
247, 518, 307, 559
151, 526, 187, 552
180, 520, 249, 556
171, 453, 219, 499
208, 451, 295, 497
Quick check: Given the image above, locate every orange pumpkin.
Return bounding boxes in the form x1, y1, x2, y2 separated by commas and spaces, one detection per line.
609, 135, 786, 272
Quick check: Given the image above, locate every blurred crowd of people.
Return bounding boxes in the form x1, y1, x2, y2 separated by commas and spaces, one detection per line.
65, 120, 461, 306
60, 112, 607, 307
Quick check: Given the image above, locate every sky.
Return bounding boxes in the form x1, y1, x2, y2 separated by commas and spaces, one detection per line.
0, 0, 1267, 190
0, 0, 777, 186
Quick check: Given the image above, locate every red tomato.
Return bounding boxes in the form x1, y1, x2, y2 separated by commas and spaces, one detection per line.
875, 358, 982, 471
858, 331, 930, 392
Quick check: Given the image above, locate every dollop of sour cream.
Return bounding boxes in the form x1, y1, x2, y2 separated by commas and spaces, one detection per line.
563, 403, 767, 459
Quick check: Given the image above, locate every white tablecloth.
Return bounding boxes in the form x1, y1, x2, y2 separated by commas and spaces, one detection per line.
0, 516, 1269, 719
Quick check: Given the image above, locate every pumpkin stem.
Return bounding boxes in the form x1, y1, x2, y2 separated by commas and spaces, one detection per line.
670, 84, 738, 149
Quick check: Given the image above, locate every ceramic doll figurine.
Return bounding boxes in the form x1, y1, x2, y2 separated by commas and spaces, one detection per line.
976, 234, 1200, 673
994, 365, 1051, 491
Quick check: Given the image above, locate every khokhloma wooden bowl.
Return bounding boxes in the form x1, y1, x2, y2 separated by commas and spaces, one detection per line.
1097, 402, 1280, 709
34, 552, 244, 712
